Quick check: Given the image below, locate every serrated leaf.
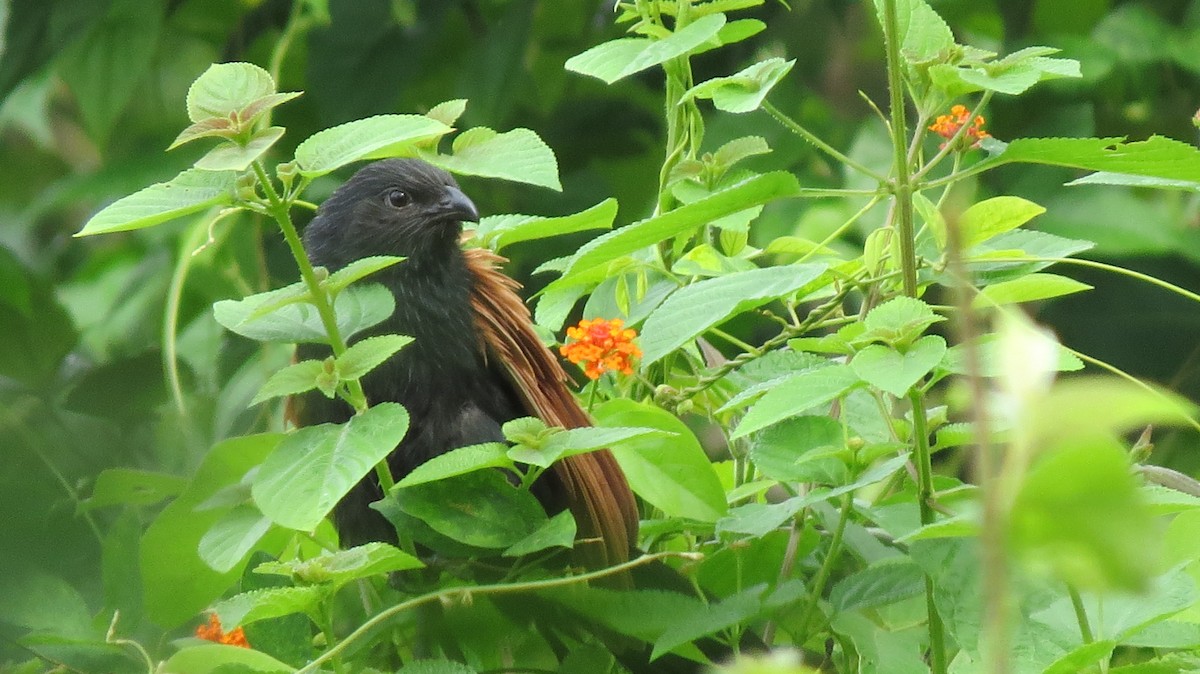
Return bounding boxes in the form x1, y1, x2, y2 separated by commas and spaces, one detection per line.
83, 468, 187, 510
160, 644, 292, 673
294, 114, 452, 177
251, 360, 325, 405
198, 505, 272, 573
749, 415, 846, 483
426, 99, 467, 127
539, 586, 708, 649
398, 661, 479, 674
213, 283, 395, 343
978, 136, 1200, 184
194, 126, 285, 171
959, 196, 1047, 249
186, 62, 276, 123
732, 364, 860, 438
324, 255, 405, 294
565, 13, 727, 84
831, 560, 925, 613
682, 58, 794, 114
252, 403, 410, 531
256, 542, 423, 586
711, 136, 771, 172
169, 116, 237, 150
474, 199, 618, 251
941, 333, 1082, 377
858, 296, 945, 347
973, 273, 1092, 307
391, 470, 546, 548
651, 585, 767, 660
874, 0, 954, 63
851, 335, 947, 397
503, 510, 577, 557
423, 127, 561, 191
76, 169, 237, 236
212, 586, 324, 627
396, 443, 511, 488
337, 334, 413, 380
547, 172, 802, 293
639, 264, 826, 366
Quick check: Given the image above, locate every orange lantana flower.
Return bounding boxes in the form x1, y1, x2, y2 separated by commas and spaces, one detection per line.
560, 318, 641, 380
929, 104, 990, 149
195, 614, 250, 648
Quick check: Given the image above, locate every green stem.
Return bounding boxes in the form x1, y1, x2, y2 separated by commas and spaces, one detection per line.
909, 388, 947, 674
1068, 585, 1094, 643
294, 552, 697, 674
793, 195, 884, 266
882, 0, 918, 298
797, 494, 852, 638
763, 100, 888, 182
251, 161, 394, 492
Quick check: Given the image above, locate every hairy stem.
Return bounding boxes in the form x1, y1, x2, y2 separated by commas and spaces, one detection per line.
763, 100, 888, 182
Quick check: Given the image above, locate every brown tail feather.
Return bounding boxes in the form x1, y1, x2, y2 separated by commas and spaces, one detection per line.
464, 247, 638, 570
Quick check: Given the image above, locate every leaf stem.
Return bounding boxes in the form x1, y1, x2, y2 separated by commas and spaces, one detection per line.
762, 100, 888, 182
796, 494, 852, 639
909, 387, 947, 674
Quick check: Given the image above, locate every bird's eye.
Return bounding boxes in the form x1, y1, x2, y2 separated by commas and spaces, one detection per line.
385, 189, 411, 208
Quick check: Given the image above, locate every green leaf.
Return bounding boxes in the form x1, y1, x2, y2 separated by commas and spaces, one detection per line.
830, 559, 925, 613
197, 505, 273, 574
1041, 641, 1117, 674
749, 416, 847, 483
212, 586, 324, 627
391, 470, 546, 548
1031, 377, 1197, 445
539, 586, 707, 655
565, 13, 727, 84
425, 99, 468, 127
513, 426, 668, 469
711, 136, 772, 173
256, 542, 423, 586
83, 468, 187, 510
193, 126, 285, 171
58, 0, 162, 144
732, 365, 861, 439
973, 273, 1092, 307
857, 296, 945, 348
651, 585, 767, 660
186, 62, 276, 122
941, 333, 1083, 377
213, 283, 395, 343
396, 443, 511, 487
251, 359, 326, 405
959, 196, 1047, 249
874, 0, 954, 62
160, 644, 291, 674
593, 399, 727, 522
503, 510, 577, 557
398, 661, 478, 674
851, 335, 947, 397
76, 169, 237, 236
547, 172, 801, 293
141, 434, 286, 627
294, 114, 453, 177
324, 255, 405, 294
337, 334, 413, 380
252, 403, 410, 531
682, 58, 794, 114
640, 264, 827, 366
979, 136, 1200, 184
423, 126, 561, 191
474, 199, 618, 251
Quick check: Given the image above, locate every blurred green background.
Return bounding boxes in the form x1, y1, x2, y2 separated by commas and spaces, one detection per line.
1, 0, 1197, 653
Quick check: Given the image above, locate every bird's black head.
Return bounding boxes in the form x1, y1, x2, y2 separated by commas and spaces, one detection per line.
303, 158, 480, 270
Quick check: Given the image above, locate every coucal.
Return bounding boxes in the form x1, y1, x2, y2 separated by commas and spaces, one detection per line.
293, 158, 638, 569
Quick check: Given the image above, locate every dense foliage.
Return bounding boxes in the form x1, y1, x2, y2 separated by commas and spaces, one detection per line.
2, 1, 1200, 673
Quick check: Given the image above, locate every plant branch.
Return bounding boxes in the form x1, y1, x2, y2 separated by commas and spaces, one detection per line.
763, 100, 888, 182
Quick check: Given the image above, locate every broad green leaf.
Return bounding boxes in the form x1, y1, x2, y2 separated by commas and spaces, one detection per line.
0, 570, 91, 636
252, 403, 410, 531
593, 399, 727, 522
324, 255, 405, 294
958, 196, 1046, 249
212, 586, 323, 627
1068, 171, 1200, 192
682, 58, 794, 113
160, 644, 291, 674
213, 283, 395, 343
294, 114, 452, 177
565, 13, 726, 84
716, 499, 805, 538
1041, 641, 1117, 674
1011, 437, 1155, 590
474, 199, 618, 251
396, 443, 511, 487
639, 264, 826, 366
978, 136, 1200, 184
856, 296, 945, 348
830, 559, 925, 613
83, 468, 187, 510
76, 169, 237, 236
251, 359, 326, 405
186, 62, 276, 122
712, 136, 771, 172
874, 0, 954, 62
337, 334, 413, 379
425, 99, 468, 127
732, 364, 860, 438
398, 661, 479, 674
941, 333, 1083, 377
513, 426, 669, 469
851, 335, 947, 397
930, 49, 1081, 96
423, 127, 561, 191
973, 273, 1092, 307
141, 434, 286, 627
194, 126, 285, 171
539, 586, 708, 656
503, 510, 577, 557
749, 416, 847, 483
198, 505, 272, 573
651, 585, 767, 660
391, 470, 546, 548
1031, 377, 1196, 445
256, 542, 423, 586
547, 172, 801, 292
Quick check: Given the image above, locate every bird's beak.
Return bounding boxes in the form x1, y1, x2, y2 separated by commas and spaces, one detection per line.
437, 186, 480, 223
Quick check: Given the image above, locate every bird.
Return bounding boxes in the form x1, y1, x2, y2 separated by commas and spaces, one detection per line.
291, 158, 638, 571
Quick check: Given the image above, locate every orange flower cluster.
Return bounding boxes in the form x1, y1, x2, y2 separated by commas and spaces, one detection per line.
195, 614, 250, 648
560, 318, 641, 380
929, 104, 990, 149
